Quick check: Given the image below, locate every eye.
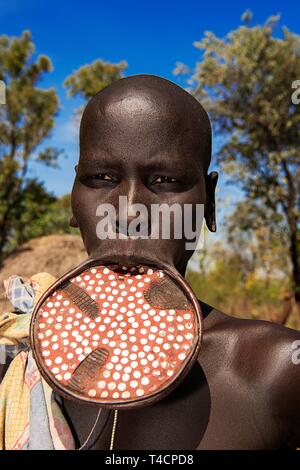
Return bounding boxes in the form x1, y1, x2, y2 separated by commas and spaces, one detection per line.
90, 173, 115, 182
79, 172, 118, 188
151, 176, 178, 185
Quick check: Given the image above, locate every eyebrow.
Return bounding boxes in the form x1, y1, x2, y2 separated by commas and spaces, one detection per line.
138, 152, 202, 176
78, 150, 122, 169
78, 148, 201, 176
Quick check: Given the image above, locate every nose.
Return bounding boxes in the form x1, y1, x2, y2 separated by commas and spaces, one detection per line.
114, 180, 151, 237
115, 216, 149, 237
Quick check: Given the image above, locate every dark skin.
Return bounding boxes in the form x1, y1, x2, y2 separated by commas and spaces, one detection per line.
60, 75, 300, 449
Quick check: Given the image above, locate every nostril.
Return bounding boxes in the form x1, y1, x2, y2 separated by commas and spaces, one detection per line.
135, 221, 151, 237
115, 218, 151, 237
114, 219, 129, 236
115, 220, 122, 234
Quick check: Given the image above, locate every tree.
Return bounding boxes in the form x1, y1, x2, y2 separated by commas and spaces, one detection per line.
5, 186, 78, 253
187, 237, 291, 325
36, 193, 79, 237
178, 12, 300, 313
5, 179, 56, 252
64, 58, 127, 116
0, 30, 61, 261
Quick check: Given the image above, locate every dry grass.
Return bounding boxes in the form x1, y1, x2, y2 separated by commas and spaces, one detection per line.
0, 234, 87, 313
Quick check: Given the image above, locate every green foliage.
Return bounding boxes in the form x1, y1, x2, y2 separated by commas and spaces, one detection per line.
64, 59, 127, 112
37, 193, 79, 236
0, 30, 61, 260
190, 14, 300, 206
0, 31, 60, 158
4, 179, 55, 252
178, 12, 300, 304
187, 241, 289, 320
4, 188, 78, 254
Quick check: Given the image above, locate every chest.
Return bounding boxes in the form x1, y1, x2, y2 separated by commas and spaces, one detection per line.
61, 360, 207, 449
61, 360, 281, 450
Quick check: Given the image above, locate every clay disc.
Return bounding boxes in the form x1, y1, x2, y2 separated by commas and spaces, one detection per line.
31, 263, 202, 408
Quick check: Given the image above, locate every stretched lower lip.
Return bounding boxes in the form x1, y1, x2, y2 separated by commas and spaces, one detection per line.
106, 254, 153, 267
88, 251, 164, 269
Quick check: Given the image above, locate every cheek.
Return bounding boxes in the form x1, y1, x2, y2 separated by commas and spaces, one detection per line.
172, 188, 206, 241
185, 181, 206, 205
71, 184, 99, 233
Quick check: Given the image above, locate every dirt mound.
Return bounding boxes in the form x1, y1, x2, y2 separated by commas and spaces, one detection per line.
0, 234, 87, 313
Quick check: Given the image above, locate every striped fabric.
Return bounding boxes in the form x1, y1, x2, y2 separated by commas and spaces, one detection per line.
0, 272, 76, 450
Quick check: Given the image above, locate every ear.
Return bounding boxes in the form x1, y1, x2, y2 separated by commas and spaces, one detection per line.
69, 214, 79, 228
70, 165, 79, 228
204, 171, 218, 232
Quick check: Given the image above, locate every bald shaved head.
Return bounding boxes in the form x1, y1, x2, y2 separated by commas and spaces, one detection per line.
79, 74, 212, 173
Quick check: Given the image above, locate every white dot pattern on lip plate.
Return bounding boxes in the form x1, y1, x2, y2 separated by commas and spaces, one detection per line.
36, 265, 197, 402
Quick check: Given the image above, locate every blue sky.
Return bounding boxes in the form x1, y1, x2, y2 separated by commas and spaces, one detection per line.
1, 0, 300, 234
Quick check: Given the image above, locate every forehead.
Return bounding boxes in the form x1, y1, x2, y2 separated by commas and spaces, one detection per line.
79, 92, 206, 172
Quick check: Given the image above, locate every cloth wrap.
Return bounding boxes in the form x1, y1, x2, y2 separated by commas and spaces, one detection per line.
0, 272, 76, 450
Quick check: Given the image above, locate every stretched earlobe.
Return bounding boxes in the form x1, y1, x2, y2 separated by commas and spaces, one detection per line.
70, 215, 79, 228
204, 171, 218, 233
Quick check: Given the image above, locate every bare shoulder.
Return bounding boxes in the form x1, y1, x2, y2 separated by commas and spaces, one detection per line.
201, 303, 300, 373
199, 302, 300, 425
